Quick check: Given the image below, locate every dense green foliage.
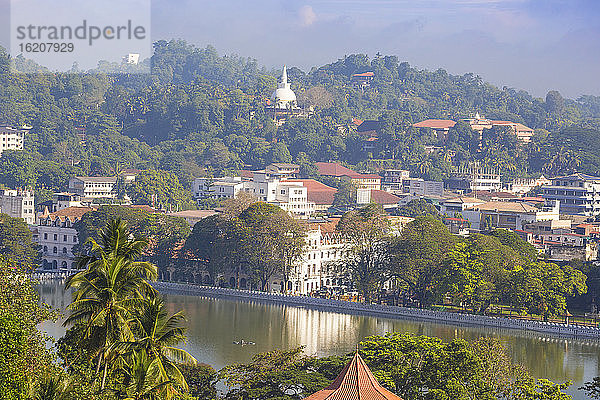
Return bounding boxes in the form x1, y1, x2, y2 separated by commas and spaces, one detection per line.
0, 258, 55, 398
182, 201, 306, 291
334, 210, 587, 317
127, 170, 196, 211
0, 213, 39, 265
74, 205, 191, 265
62, 219, 196, 398
335, 204, 392, 302
221, 333, 572, 400
2, 41, 600, 204
0, 313, 29, 399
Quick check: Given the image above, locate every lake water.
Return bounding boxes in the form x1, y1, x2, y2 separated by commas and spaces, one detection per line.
38, 282, 600, 399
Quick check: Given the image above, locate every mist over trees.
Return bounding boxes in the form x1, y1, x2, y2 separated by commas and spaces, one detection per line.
1, 41, 600, 206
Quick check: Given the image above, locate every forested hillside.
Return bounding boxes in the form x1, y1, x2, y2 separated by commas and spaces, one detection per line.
1, 40, 600, 206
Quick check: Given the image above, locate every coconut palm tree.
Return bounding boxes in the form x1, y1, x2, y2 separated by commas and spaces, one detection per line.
75, 218, 154, 269
65, 219, 158, 389
121, 296, 197, 397
120, 350, 171, 400
29, 373, 74, 400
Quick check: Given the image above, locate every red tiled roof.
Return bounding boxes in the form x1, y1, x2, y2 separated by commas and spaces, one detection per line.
490, 120, 534, 132
445, 217, 469, 222
240, 170, 254, 179
369, 190, 400, 205
316, 162, 359, 177
352, 72, 375, 77
412, 119, 456, 130
308, 218, 341, 233
126, 205, 159, 213
352, 118, 363, 126
303, 352, 403, 400
315, 163, 380, 180
286, 179, 338, 205
45, 206, 95, 222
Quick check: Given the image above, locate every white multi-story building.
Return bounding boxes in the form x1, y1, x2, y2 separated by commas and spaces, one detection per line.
460, 200, 561, 231
68, 177, 117, 199
507, 176, 551, 195
192, 177, 246, 200
402, 178, 444, 197
192, 165, 315, 218
0, 125, 28, 156
0, 188, 35, 224
287, 220, 348, 294
541, 173, 600, 216
37, 206, 94, 270
381, 169, 410, 193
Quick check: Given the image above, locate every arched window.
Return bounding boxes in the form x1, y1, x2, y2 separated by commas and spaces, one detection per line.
62, 247, 67, 254
43, 245, 48, 252
52, 260, 57, 269
61, 261, 67, 268
53, 246, 58, 254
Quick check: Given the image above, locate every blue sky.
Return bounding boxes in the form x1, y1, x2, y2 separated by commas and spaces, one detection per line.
2, 0, 599, 98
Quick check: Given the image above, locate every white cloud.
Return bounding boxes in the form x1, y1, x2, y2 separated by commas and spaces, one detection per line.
299, 5, 317, 26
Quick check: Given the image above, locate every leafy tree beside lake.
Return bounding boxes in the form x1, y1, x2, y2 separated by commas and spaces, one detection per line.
0, 213, 39, 266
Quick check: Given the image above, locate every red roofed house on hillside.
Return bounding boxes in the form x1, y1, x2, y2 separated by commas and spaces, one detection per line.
412, 119, 457, 141
303, 350, 403, 400
413, 114, 534, 143
351, 71, 374, 90
316, 162, 381, 190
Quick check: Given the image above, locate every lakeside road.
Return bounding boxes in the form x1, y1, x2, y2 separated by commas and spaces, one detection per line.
154, 281, 600, 340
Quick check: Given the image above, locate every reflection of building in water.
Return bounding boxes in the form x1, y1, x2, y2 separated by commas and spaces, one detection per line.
282, 305, 386, 356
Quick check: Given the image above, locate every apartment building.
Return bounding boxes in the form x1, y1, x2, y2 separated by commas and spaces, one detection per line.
68, 176, 118, 199
380, 169, 410, 193
0, 188, 35, 224
507, 176, 551, 194
192, 166, 316, 218
37, 206, 94, 270
461, 200, 560, 231
0, 125, 28, 156
541, 173, 600, 215
192, 177, 246, 200
288, 219, 348, 294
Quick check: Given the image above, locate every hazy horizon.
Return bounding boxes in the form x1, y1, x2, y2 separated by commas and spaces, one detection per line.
1, 0, 599, 99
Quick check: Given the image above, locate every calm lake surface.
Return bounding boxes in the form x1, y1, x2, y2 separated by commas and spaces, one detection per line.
38, 282, 600, 399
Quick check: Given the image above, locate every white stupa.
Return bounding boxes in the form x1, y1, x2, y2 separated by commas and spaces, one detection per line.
270, 66, 297, 109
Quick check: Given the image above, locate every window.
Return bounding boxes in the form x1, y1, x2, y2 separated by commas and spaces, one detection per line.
63, 247, 67, 254
53, 234, 57, 241
53, 246, 58, 254
44, 233, 48, 240
63, 235, 68, 242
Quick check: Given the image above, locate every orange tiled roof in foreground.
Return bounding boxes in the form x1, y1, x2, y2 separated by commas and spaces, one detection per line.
303, 351, 403, 400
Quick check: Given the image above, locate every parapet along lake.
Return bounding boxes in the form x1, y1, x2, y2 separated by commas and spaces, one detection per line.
39, 282, 600, 400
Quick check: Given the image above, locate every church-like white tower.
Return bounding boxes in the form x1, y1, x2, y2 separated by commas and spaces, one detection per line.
270, 66, 298, 109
